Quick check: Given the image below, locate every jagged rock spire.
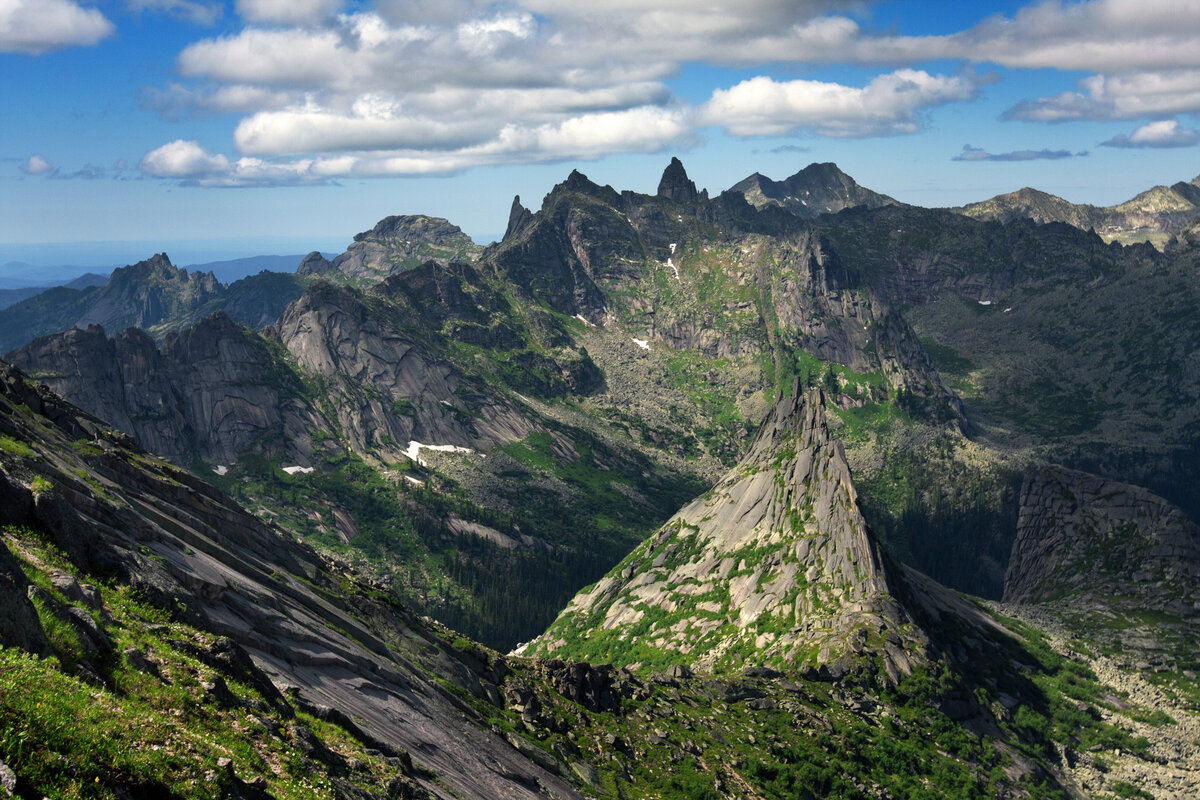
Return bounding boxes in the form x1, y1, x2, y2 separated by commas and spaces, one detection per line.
503, 195, 533, 241
531, 381, 922, 675
657, 157, 699, 203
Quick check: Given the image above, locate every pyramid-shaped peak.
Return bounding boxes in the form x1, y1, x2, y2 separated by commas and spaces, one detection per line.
529, 383, 924, 677
657, 156, 699, 203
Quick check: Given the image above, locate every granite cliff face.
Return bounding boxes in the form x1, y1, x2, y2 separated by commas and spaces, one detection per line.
271, 278, 536, 462
1005, 465, 1200, 612
7, 312, 318, 466
531, 384, 925, 678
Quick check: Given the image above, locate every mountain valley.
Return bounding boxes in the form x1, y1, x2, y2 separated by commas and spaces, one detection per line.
1, 159, 1198, 799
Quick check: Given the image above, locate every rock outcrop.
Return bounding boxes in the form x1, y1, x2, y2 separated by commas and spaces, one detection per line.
531, 384, 925, 677
504, 195, 534, 241
1005, 464, 1200, 613
296, 250, 334, 275
326, 214, 482, 283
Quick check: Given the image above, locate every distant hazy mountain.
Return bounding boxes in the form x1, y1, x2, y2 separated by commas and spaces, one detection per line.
0, 272, 107, 309
182, 253, 335, 283
728, 161, 901, 218
0, 261, 113, 289
955, 174, 1200, 247
0, 253, 310, 351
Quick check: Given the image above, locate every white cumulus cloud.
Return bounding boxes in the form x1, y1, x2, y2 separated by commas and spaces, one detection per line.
139, 140, 231, 178
0, 0, 114, 54
1101, 120, 1200, 148
1005, 69, 1200, 121
139, 1, 1200, 184
699, 70, 980, 138
19, 154, 54, 174
235, 0, 343, 26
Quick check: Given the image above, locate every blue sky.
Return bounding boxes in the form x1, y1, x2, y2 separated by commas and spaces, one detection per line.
2, 0, 1198, 267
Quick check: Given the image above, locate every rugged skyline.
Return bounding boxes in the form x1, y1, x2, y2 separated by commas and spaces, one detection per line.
3, 0, 1200, 265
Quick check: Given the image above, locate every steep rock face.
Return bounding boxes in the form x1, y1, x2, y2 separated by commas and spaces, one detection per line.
531, 384, 924, 676
329, 214, 482, 283
7, 313, 316, 466
273, 281, 535, 459
657, 156, 701, 203
487, 170, 642, 320
729, 162, 900, 219
0, 361, 585, 800
1004, 465, 1200, 613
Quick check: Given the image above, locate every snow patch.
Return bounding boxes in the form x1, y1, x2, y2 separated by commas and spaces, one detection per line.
668, 242, 677, 254
573, 314, 596, 328
213, 465, 228, 476
1003, 307, 1013, 313
978, 300, 992, 306
404, 475, 424, 486
282, 465, 315, 475
404, 440, 475, 467
665, 257, 679, 280
631, 337, 650, 350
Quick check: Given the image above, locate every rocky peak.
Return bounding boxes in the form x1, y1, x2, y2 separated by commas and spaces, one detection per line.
326, 214, 482, 283
729, 162, 898, 219
297, 250, 334, 275
68, 253, 223, 336
504, 195, 533, 241
548, 169, 623, 208
657, 156, 699, 203
353, 214, 472, 247
531, 382, 922, 677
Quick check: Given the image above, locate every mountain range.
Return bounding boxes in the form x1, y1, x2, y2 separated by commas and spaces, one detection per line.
955, 174, 1200, 248
1, 158, 1198, 799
